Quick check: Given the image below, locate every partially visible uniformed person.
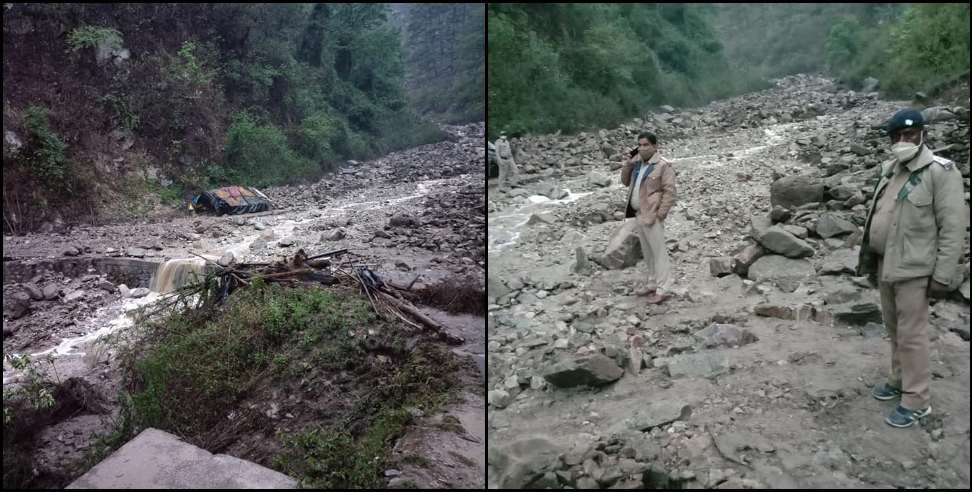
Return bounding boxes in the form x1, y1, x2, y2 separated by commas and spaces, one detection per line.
858, 108, 968, 428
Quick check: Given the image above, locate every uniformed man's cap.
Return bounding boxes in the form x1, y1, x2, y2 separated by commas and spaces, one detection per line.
882, 108, 924, 135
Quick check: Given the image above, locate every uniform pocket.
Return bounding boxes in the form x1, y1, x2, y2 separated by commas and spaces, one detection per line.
905, 187, 932, 207
901, 231, 936, 269
902, 188, 935, 234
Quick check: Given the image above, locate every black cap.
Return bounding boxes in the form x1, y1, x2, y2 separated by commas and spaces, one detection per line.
882, 108, 924, 135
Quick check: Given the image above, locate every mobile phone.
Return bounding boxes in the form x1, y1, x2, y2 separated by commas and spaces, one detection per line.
629, 147, 639, 158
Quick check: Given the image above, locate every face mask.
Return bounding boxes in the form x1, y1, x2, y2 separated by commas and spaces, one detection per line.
891, 133, 922, 162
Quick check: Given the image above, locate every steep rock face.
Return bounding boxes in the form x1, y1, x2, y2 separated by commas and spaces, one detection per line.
397, 4, 484, 121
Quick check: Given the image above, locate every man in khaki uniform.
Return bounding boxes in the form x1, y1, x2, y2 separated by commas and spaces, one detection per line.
495, 132, 519, 190
858, 108, 968, 428
620, 131, 677, 304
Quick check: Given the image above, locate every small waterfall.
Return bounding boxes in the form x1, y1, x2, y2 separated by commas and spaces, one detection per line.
149, 258, 207, 293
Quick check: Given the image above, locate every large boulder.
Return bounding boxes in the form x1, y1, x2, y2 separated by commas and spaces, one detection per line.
747, 255, 815, 292
542, 354, 624, 388
756, 226, 814, 258
596, 221, 642, 270
770, 175, 824, 209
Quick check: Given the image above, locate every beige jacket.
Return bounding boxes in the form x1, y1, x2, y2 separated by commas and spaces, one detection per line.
857, 146, 968, 286
620, 152, 676, 226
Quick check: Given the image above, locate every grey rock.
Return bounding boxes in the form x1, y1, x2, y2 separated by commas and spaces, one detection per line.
747, 255, 815, 292
732, 242, 765, 277
253, 222, 266, 231
827, 183, 858, 202
63, 290, 85, 303
782, 224, 808, 239
218, 252, 235, 267
750, 214, 773, 241
489, 437, 563, 489
539, 184, 568, 200
770, 206, 791, 224
815, 213, 858, 238
62, 246, 81, 256
527, 213, 555, 226
42, 284, 61, 300
696, 323, 759, 348
573, 247, 592, 275
709, 257, 733, 277
757, 226, 814, 258
324, 228, 346, 241
23, 283, 44, 300
818, 248, 858, 275
620, 401, 692, 432
654, 351, 730, 379
129, 287, 151, 298
249, 238, 267, 251
4, 297, 31, 320
770, 175, 824, 209
712, 432, 777, 466
588, 173, 611, 187
488, 389, 512, 409
822, 286, 862, 305
754, 304, 795, 320
543, 354, 624, 388
487, 274, 511, 303
126, 247, 147, 258
389, 214, 416, 227
277, 237, 295, 247
374, 230, 392, 239
596, 221, 642, 270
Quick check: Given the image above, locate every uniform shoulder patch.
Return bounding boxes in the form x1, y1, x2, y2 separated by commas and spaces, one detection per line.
932, 155, 955, 170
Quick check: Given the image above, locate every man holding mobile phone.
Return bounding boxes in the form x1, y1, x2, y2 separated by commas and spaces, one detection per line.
620, 131, 677, 304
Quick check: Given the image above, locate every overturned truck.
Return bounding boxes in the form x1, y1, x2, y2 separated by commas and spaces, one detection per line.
190, 186, 272, 215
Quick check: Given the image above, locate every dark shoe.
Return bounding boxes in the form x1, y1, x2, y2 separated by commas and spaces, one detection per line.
885, 404, 931, 428
871, 383, 901, 401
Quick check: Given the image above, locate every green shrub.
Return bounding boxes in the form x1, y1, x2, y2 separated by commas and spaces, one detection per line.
66, 25, 122, 52
224, 111, 318, 186
22, 106, 70, 192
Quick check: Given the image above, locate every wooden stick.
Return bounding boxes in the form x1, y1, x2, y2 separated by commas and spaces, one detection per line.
306, 248, 348, 261
377, 291, 464, 345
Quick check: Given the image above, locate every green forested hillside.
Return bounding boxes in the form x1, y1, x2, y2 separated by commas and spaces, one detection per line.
2, 4, 473, 233
487, 3, 970, 139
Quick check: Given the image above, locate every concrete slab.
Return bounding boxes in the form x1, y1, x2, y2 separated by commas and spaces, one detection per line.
68, 428, 297, 489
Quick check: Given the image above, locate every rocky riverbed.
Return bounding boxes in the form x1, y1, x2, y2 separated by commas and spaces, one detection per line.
487, 75, 970, 489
